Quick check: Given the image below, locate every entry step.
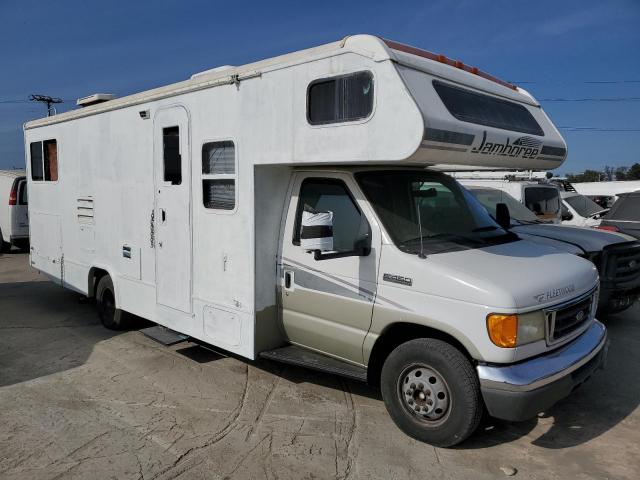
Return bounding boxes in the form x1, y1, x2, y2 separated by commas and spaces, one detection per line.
141, 325, 189, 346
259, 345, 367, 382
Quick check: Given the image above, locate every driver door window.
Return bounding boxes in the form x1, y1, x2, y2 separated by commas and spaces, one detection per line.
293, 179, 369, 254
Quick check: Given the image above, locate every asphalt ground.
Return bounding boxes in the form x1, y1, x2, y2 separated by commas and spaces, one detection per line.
1, 251, 638, 479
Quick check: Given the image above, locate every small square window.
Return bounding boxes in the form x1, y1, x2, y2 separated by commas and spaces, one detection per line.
308, 71, 374, 125
30, 139, 58, 182
202, 141, 236, 210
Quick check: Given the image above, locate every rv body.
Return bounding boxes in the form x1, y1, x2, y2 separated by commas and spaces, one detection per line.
24, 35, 607, 446
0, 170, 28, 251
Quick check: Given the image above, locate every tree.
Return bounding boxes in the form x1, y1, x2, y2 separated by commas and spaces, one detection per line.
604, 166, 615, 181
566, 169, 603, 183
615, 166, 628, 181
626, 163, 640, 180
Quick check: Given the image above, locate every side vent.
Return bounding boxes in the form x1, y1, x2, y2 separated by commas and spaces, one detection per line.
77, 197, 95, 224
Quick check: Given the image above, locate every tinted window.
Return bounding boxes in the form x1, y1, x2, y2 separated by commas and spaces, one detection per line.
356, 171, 514, 255
293, 179, 369, 252
163, 126, 181, 185
30, 140, 58, 181
308, 71, 374, 125
524, 186, 560, 218
30, 142, 43, 181
18, 180, 28, 205
565, 194, 604, 218
608, 195, 640, 221
433, 80, 544, 136
202, 141, 236, 210
469, 187, 539, 223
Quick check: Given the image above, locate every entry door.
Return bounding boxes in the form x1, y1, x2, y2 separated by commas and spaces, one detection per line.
154, 107, 192, 313
280, 173, 379, 365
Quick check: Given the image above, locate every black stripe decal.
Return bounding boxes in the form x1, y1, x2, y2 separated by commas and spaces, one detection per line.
540, 145, 567, 157
420, 142, 468, 152
300, 225, 333, 239
424, 128, 475, 146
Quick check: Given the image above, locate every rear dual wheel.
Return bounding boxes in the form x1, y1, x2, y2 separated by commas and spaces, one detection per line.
381, 338, 483, 447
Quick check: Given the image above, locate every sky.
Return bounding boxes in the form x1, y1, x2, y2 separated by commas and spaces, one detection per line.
0, 0, 638, 174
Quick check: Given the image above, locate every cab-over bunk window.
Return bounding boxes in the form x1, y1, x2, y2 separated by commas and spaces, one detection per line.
433, 80, 544, 136
307, 71, 374, 125
30, 139, 58, 181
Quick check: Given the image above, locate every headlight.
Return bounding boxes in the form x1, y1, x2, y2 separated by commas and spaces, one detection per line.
486, 310, 546, 348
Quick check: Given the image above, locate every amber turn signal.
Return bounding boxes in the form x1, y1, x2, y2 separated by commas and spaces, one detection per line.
486, 314, 518, 348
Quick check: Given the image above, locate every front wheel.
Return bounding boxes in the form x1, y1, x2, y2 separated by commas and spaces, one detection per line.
380, 338, 483, 447
95, 275, 131, 330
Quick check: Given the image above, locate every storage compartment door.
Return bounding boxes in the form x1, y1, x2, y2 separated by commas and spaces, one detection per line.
29, 212, 62, 281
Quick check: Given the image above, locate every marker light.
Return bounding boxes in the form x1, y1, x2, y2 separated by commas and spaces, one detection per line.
487, 314, 518, 348
597, 225, 619, 232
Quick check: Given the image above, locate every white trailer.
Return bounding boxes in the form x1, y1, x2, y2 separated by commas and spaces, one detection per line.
0, 170, 28, 251
24, 35, 607, 446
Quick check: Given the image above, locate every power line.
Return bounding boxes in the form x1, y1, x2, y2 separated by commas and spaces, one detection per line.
514, 80, 640, 84
540, 96, 640, 102
558, 126, 640, 132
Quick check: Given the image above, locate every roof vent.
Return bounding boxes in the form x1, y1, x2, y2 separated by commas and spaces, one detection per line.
190, 65, 236, 80
76, 93, 115, 107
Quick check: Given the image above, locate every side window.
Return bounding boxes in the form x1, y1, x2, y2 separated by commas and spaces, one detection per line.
162, 126, 181, 185
30, 140, 58, 181
202, 141, 236, 210
18, 180, 28, 205
307, 71, 374, 125
293, 179, 369, 253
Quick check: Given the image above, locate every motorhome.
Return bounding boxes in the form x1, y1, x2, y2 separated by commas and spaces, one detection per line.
450, 171, 563, 223
24, 35, 608, 447
0, 170, 28, 251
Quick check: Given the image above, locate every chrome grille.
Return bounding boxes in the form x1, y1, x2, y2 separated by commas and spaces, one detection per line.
612, 247, 640, 283
546, 288, 597, 344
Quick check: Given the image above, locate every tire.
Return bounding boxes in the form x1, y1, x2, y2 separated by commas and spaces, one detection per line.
95, 275, 130, 330
380, 338, 483, 447
0, 229, 9, 253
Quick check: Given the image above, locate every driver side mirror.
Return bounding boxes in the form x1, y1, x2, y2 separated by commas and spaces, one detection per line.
300, 210, 334, 253
561, 206, 574, 221
495, 203, 511, 230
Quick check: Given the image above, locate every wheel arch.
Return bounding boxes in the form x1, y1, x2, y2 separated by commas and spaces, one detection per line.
366, 322, 476, 387
87, 266, 114, 299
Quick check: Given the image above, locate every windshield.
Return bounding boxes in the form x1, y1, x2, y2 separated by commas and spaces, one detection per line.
523, 186, 560, 220
356, 170, 517, 255
468, 187, 541, 224
565, 194, 606, 218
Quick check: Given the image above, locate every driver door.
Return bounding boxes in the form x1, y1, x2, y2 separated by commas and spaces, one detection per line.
279, 173, 379, 365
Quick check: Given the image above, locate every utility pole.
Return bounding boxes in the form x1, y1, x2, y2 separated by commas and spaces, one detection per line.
29, 94, 63, 117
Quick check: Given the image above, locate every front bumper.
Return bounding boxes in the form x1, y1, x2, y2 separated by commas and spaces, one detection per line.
477, 321, 608, 422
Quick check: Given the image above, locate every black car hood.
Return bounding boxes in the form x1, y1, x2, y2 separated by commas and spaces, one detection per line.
512, 223, 636, 253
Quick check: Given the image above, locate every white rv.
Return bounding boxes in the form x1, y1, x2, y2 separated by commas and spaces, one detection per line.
0, 170, 28, 251
24, 35, 608, 447
573, 180, 640, 208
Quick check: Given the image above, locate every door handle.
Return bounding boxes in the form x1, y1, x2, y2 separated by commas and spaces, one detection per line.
284, 270, 294, 291
161, 209, 166, 222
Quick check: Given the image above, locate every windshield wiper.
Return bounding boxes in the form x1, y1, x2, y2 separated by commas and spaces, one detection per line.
471, 225, 499, 232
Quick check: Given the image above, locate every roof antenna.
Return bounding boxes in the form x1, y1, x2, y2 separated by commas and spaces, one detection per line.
29, 94, 63, 117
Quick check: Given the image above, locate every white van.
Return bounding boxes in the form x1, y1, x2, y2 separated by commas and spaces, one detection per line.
450, 173, 562, 223
560, 191, 609, 227
0, 170, 28, 251
24, 35, 607, 446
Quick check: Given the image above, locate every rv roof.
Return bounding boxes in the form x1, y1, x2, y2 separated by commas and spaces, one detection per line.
25, 34, 532, 130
